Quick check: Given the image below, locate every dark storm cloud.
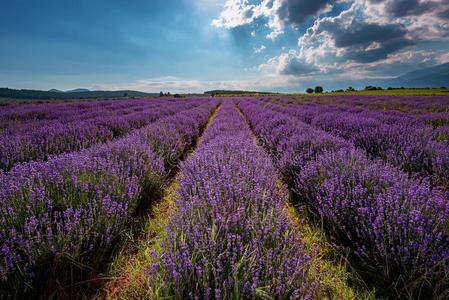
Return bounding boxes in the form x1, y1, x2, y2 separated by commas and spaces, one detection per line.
309, 17, 415, 63
368, 0, 437, 17
343, 37, 415, 63
389, 0, 434, 17
277, 0, 336, 26
437, 7, 449, 19
333, 23, 408, 48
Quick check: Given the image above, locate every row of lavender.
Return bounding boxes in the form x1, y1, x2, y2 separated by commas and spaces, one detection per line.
0, 99, 219, 296
148, 102, 318, 299
0, 98, 159, 133
263, 96, 449, 130
0, 99, 159, 135
262, 95, 449, 138
330, 94, 449, 113
0, 97, 173, 124
0, 98, 200, 170
276, 94, 449, 113
261, 99, 449, 188
237, 98, 449, 298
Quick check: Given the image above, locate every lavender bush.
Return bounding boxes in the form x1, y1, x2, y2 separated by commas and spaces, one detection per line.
148, 101, 318, 299
0, 99, 218, 296
237, 98, 449, 298
0, 98, 203, 170
261, 99, 449, 188
295, 148, 449, 297
237, 99, 352, 183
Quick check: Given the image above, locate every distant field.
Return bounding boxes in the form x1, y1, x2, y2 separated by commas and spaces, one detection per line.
0, 96, 155, 106
1, 95, 448, 299
317, 88, 449, 96
214, 88, 449, 97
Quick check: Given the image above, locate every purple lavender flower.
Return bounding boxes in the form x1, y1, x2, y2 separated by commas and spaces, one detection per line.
0, 98, 218, 294
149, 101, 317, 299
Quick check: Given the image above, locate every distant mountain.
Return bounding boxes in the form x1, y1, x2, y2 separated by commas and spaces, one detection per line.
48, 88, 90, 93
66, 88, 90, 93
0, 88, 159, 100
387, 62, 449, 88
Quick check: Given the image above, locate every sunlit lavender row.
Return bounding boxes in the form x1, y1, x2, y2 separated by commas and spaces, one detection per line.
259, 97, 449, 188
237, 98, 449, 298
148, 101, 318, 299
0, 98, 218, 296
0, 98, 203, 170
263, 94, 449, 113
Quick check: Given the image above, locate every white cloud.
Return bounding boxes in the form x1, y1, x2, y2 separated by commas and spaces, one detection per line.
266, 29, 284, 40
212, 0, 285, 39
258, 50, 316, 75
212, 0, 263, 28
212, 0, 342, 40
254, 45, 266, 53
91, 75, 301, 93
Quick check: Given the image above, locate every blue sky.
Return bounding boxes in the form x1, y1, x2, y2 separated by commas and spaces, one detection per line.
1, 0, 448, 93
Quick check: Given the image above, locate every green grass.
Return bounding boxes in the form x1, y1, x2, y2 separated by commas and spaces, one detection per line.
93, 180, 178, 300
283, 196, 377, 300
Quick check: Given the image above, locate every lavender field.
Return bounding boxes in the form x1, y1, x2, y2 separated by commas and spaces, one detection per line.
1, 95, 448, 299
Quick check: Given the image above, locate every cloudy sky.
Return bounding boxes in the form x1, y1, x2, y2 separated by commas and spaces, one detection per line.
1, 0, 448, 92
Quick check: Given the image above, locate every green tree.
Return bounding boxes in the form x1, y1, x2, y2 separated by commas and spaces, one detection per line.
314, 86, 323, 93
306, 88, 314, 93
346, 86, 355, 92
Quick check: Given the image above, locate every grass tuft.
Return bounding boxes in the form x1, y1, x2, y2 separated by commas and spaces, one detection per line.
282, 191, 377, 300
93, 181, 179, 299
